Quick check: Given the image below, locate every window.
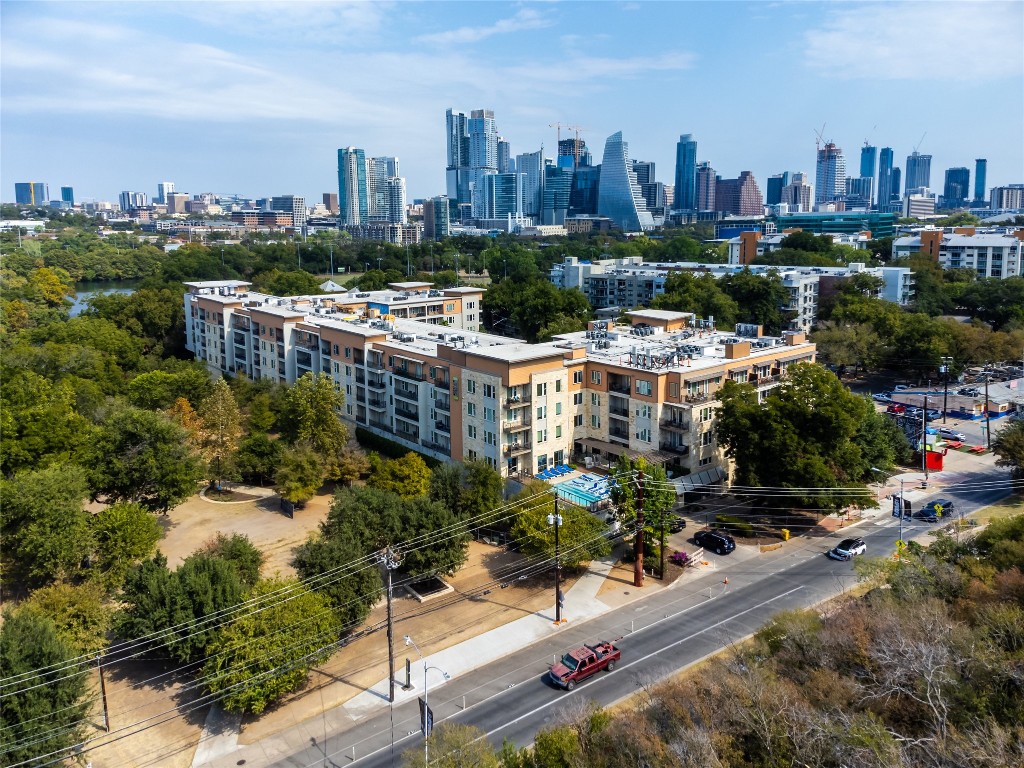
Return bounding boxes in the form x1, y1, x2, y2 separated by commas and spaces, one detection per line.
483, 383, 495, 398
669, 382, 678, 397
345, 365, 352, 376
555, 380, 562, 392
699, 406, 713, 422
333, 362, 340, 374
591, 371, 602, 385
333, 344, 340, 356
699, 456, 713, 467
484, 407, 495, 422
484, 430, 496, 446
467, 403, 477, 417
467, 449, 478, 460
467, 425, 477, 439
573, 392, 583, 405
591, 414, 601, 428
636, 404, 652, 418
466, 379, 476, 394
635, 379, 652, 396
574, 414, 584, 427
731, 371, 748, 383
636, 428, 651, 442
537, 429, 547, 443
536, 382, 547, 397
573, 370, 583, 384
555, 402, 562, 415
591, 393, 601, 406
536, 405, 547, 419
701, 431, 713, 446
555, 425, 562, 439
446, 303, 456, 312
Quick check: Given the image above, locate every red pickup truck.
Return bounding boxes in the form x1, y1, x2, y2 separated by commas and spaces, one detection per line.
548, 640, 621, 690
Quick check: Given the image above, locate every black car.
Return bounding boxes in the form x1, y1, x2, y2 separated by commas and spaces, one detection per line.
916, 498, 955, 523
667, 515, 687, 533
693, 529, 736, 555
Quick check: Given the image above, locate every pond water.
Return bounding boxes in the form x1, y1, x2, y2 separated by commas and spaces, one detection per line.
70, 280, 139, 317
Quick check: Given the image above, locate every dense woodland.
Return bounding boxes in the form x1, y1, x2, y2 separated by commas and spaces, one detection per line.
1, 211, 1023, 764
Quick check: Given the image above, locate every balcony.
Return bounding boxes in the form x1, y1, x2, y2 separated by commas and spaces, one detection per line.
395, 403, 419, 421
660, 417, 690, 432
433, 378, 451, 391
683, 391, 720, 404
368, 395, 387, 410
356, 371, 366, 384
609, 401, 630, 418
296, 351, 313, 369
395, 426, 419, 441
394, 385, 418, 402
504, 415, 531, 432
505, 442, 531, 456
608, 377, 631, 395
660, 442, 690, 456
608, 428, 630, 443
233, 332, 247, 347
434, 397, 451, 412
435, 420, 451, 434
367, 374, 387, 390
504, 390, 531, 407
423, 440, 451, 453
393, 367, 425, 382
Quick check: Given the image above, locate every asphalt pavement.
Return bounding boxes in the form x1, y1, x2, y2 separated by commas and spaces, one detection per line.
245, 467, 1013, 768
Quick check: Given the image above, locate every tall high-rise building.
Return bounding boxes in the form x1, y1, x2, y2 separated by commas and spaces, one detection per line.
445, 109, 471, 205
156, 181, 175, 205
845, 177, 874, 209
631, 160, 655, 186
542, 165, 574, 225
989, 185, 1024, 210
367, 156, 399, 220
119, 191, 147, 210
715, 171, 763, 216
815, 142, 846, 203
384, 177, 407, 224
597, 131, 654, 232
696, 162, 716, 211
423, 196, 451, 240
484, 173, 524, 218
943, 167, 970, 208
673, 134, 698, 211
640, 182, 666, 214
860, 145, 877, 205
974, 159, 987, 205
516, 149, 545, 217
270, 195, 306, 229
569, 165, 600, 216
905, 151, 932, 193
877, 148, 895, 209
781, 172, 812, 212
890, 168, 902, 203
15, 182, 48, 206
765, 173, 790, 206
497, 138, 512, 174
323, 193, 339, 214
60, 186, 74, 206
338, 146, 368, 226
558, 138, 591, 168
468, 109, 497, 170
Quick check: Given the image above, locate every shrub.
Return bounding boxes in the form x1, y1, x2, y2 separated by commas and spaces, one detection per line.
714, 514, 755, 538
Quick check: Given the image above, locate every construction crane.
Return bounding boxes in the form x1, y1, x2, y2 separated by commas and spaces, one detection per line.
864, 124, 877, 148
913, 131, 927, 153
549, 122, 588, 168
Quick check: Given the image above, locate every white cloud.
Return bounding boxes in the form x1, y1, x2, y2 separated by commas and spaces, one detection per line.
805, 1, 1024, 81
417, 8, 554, 45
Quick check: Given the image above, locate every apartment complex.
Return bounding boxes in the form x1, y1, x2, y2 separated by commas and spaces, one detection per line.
184, 282, 815, 483
893, 228, 1024, 278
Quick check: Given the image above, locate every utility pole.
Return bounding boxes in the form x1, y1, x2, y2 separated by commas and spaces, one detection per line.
941, 356, 951, 424
548, 496, 564, 625
898, 477, 905, 558
984, 372, 991, 449
377, 545, 403, 703
97, 653, 109, 732
633, 469, 645, 588
922, 394, 929, 483
329, 244, 334, 277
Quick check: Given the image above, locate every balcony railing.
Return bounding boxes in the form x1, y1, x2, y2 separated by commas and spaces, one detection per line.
395, 404, 419, 421
504, 392, 531, 407
609, 404, 629, 418
505, 442, 531, 456
660, 442, 690, 455
393, 367, 425, 382
368, 396, 387, 410
660, 418, 690, 432
434, 398, 451, 412
394, 386, 418, 402
608, 381, 631, 395
435, 421, 451, 434
367, 375, 387, 390
608, 429, 630, 443
504, 416, 531, 432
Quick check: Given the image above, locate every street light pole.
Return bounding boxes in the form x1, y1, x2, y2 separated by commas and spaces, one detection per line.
548, 499, 563, 625
941, 356, 951, 424
404, 635, 449, 767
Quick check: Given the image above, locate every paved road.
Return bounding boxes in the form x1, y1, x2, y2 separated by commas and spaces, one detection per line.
271, 470, 1012, 768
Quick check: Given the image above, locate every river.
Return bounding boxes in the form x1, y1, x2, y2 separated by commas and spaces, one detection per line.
70, 280, 140, 317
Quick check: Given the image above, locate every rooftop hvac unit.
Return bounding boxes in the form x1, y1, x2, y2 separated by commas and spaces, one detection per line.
356, 293, 371, 298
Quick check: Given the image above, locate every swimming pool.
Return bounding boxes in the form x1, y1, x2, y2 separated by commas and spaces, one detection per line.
554, 474, 615, 507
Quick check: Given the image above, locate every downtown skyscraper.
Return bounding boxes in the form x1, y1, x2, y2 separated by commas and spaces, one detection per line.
905, 151, 932, 193
446, 108, 499, 219
338, 146, 368, 225
859, 145, 877, 206
815, 142, 846, 203
673, 134, 698, 211
877, 147, 897, 209
597, 131, 653, 232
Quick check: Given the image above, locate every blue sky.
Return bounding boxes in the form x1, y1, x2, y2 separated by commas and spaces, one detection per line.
2, 1, 1022, 204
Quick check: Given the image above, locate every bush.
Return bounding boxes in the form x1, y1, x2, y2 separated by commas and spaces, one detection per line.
354, 428, 442, 467
714, 514, 755, 538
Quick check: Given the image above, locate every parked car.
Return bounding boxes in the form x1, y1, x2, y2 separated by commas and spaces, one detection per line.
693, 529, 736, 555
917, 498, 956, 523
667, 515, 687, 533
872, 392, 893, 403
828, 537, 867, 560
925, 409, 942, 421
938, 427, 966, 441
548, 640, 621, 691
887, 404, 907, 414
893, 384, 912, 391
904, 407, 923, 417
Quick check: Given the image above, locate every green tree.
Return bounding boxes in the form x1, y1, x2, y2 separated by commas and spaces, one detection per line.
367, 452, 432, 498
992, 420, 1024, 480
509, 482, 610, 569
251, 268, 324, 296
198, 378, 243, 489
0, 610, 91, 766
280, 372, 348, 474
0, 464, 93, 588
292, 534, 382, 626
610, 456, 675, 531
719, 269, 792, 335
401, 723, 500, 768
127, 366, 212, 410
235, 432, 285, 486
202, 577, 341, 715
87, 406, 204, 513
810, 320, 883, 370
199, 533, 265, 588
90, 502, 163, 591
652, 271, 738, 326
429, 462, 464, 513
274, 444, 325, 505
246, 392, 277, 433
335, 445, 370, 487
459, 459, 505, 521
16, 582, 112, 655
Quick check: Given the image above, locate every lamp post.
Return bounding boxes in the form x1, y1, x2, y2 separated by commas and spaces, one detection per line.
404, 635, 449, 767
940, 356, 951, 424
548, 501, 564, 625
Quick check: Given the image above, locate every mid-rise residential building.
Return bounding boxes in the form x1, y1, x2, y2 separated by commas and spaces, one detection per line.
905, 151, 932, 194
903, 191, 936, 218
423, 196, 452, 241
342, 222, 422, 245
815, 143, 846, 204
550, 255, 913, 331
894, 228, 1024, 279
597, 131, 654, 232
989, 184, 1024, 210
185, 279, 816, 482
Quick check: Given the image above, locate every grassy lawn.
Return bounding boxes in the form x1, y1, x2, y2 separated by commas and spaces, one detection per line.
966, 494, 1023, 525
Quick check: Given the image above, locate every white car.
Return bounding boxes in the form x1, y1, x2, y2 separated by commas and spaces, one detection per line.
938, 427, 966, 441
828, 537, 867, 560
871, 393, 893, 403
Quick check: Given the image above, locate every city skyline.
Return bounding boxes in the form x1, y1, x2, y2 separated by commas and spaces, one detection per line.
2, 1, 1022, 203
